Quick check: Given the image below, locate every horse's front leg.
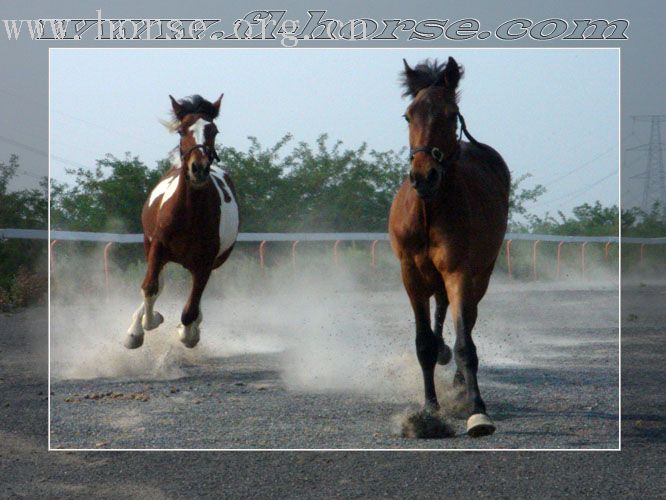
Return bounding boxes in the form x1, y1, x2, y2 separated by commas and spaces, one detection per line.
445, 272, 495, 437
124, 242, 166, 349
177, 267, 211, 348
401, 260, 439, 411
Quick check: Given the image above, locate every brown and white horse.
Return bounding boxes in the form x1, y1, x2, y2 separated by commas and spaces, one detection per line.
125, 94, 239, 350
389, 58, 510, 437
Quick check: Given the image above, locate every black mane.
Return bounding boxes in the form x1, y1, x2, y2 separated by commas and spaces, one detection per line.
172, 94, 219, 121
400, 58, 463, 98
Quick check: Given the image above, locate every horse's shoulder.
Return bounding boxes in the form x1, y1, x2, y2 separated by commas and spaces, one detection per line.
389, 181, 424, 240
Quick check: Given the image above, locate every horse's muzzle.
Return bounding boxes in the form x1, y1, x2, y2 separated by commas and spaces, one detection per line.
189, 162, 211, 187
410, 167, 441, 200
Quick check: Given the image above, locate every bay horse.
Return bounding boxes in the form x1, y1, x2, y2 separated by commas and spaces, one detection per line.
389, 58, 510, 437
124, 94, 239, 350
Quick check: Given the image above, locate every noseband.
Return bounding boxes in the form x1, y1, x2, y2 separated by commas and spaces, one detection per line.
180, 144, 219, 163
408, 112, 478, 172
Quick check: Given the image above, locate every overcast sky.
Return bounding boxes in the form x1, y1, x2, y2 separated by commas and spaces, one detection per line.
50, 48, 618, 217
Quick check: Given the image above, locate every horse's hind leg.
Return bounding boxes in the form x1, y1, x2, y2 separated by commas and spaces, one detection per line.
433, 291, 452, 365
124, 242, 165, 349
177, 268, 211, 348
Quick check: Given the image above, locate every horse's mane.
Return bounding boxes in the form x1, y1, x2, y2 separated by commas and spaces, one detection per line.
172, 95, 220, 121
400, 58, 463, 99
161, 94, 220, 132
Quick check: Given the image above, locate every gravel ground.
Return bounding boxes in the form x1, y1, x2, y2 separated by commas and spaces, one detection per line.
48, 284, 619, 449
1, 283, 664, 497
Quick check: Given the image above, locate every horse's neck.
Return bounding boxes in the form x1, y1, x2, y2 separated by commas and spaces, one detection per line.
423, 169, 465, 229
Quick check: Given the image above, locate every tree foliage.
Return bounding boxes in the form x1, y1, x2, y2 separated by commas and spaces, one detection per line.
0, 154, 48, 293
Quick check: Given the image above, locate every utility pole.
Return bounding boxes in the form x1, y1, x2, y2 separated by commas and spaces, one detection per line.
628, 115, 666, 211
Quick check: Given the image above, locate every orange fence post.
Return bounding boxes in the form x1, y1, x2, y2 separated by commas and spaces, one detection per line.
505, 239, 513, 279
532, 240, 541, 281
333, 239, 341, 265
581, 241, 588, 277
103, 242, 113, 291
556, 241, 565, 279
371, 240, 379, 268
259, 240, 266, 271
604, 241, 611, 261
291, 240, 299, 269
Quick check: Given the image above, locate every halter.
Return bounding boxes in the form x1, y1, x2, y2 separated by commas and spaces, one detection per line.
180, 143, 220, 163
408, 112, 478, 172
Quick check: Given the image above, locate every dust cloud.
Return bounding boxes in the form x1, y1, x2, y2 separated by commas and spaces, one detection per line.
50, 247, 619, 408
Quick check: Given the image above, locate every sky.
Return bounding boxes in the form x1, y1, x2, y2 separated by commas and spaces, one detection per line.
49, 48, 619, 217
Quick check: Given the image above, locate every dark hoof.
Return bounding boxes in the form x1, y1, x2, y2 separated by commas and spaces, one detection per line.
124, 334, 143, 349
181, 337, 199, 349
466, 413, 496, 438
437, 341, 452, 365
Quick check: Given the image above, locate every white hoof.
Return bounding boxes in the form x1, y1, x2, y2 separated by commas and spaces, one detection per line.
142, 311, 164, 331
466, 413, 496, 438
177, 323, 200, 349
124, 333, 144, 349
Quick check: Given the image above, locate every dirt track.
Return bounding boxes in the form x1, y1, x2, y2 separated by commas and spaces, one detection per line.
49, 281, 619, 449
0, 284, 664, 497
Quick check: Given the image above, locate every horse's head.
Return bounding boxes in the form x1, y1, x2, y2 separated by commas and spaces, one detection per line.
168, 94, 223, 189
401, 57, 462, 200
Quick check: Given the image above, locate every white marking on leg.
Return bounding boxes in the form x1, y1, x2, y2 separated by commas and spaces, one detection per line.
177, 311, 202, 348
142, 272, 164, 331
126, 303, 145, 340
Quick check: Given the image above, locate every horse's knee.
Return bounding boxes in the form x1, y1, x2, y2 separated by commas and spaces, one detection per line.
454, 342, 478, 370
416, 331, 438, 366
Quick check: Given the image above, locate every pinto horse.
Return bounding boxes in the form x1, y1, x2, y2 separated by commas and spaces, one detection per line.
124, 94, 239, 350
389, 58, 510, 437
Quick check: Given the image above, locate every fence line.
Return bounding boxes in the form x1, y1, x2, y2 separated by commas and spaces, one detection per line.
2, 228, 666, 244
2, 228, 663, 282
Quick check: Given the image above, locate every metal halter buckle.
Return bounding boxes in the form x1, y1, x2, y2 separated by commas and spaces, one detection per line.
430, 147, 444, 163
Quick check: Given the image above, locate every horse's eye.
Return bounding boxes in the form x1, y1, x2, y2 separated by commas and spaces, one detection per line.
403, 114, 410, 123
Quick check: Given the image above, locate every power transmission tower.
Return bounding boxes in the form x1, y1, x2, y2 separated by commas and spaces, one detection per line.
628, 115, 666, 210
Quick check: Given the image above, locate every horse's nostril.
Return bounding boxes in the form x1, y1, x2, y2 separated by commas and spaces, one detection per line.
409, 171, 416, 186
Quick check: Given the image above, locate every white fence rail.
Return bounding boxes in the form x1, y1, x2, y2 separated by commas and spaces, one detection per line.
2, 228, 663, 281
2, 228, 665, 244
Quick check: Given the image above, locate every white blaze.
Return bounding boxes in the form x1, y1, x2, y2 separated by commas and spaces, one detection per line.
189, 118, 209, 146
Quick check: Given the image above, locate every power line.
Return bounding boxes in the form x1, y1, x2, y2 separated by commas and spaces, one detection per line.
0, 134, 90, 171
627, 115, 666, 210
540, 144, 616, 186
539, 170, 618, 210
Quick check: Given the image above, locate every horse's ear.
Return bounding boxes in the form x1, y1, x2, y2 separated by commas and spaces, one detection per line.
401, 59, 420, 98
440, 57, 462, 90
212, 93, 223, 117
169, 95, 183, 117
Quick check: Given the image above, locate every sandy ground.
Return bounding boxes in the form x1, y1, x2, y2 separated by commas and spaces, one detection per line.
0, 283, 663, 497
48, 277, 620, 449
